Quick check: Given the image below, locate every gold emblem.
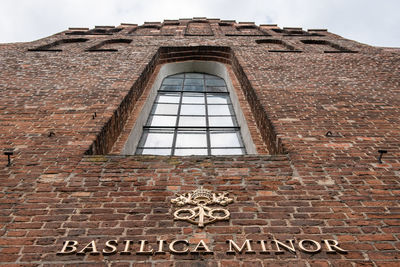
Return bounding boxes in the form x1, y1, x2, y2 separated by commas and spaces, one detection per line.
171, 187, 233, 227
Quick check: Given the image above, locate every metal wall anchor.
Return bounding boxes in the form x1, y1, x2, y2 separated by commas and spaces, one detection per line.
378, 150, 387, 163
4, 150, 14, 167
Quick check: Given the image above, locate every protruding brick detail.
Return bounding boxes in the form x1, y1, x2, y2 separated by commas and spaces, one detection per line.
86, 39, 132, 52
66, 27, 122, 36
158, 46, 232, 64
185, 21, 214, 36
28, 38, 88, 52
255, 39, 299, 52
301, 39, 357, 53
61, 18, 335, 40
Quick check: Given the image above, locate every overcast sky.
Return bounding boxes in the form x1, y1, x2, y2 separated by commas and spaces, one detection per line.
0, 0, 399, 47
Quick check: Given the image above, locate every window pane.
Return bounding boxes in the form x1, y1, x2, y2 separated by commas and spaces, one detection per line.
180, 104, 205, 115
206, 86, 227, 92
185, 73, 204, 78
141, 130, 174, 147
207, 94, 230, 104
209, 116, 236, 127
210, 131, 241, 147
179, 116, 206, 126
152, 104, 178, 115
147, 115, 177, 126
176, 131, 207, 147
211, 148, 244, 155
175, 149, 208, 156
184, 79, 203, 86
208, 105, 232, 115
140, 148, 171, 155
157, 92, 180, 103
135, 72, 246, 156
206, 79, 226, 86
183, 85, 205, 92
160, 85, 181, 91
163, 78, 183, 86
182, 93, 204, 104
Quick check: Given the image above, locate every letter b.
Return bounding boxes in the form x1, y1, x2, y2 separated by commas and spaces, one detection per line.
58, 240, 78, 255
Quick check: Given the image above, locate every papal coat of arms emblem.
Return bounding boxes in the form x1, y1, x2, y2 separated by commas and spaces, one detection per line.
171, 187, 234, 227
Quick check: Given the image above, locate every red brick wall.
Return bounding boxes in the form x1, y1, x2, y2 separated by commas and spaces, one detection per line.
0, 18, 399, 266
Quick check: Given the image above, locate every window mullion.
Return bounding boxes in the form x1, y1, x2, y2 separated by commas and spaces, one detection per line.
171, 79, 184, 156
204, 77, 211, 156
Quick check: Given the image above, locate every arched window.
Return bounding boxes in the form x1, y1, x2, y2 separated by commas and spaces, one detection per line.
118, 61, 258, 156
135, 72, 246, 156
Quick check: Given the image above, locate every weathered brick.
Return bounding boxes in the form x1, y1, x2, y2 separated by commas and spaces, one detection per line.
0, 17, 399, 267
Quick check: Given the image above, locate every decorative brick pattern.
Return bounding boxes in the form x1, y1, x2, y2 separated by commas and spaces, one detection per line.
86, 39, 132, 52
28, 38, 89, 52
185, 21, 214, 36
255, 39, 296, 51
0, 18, 399, 266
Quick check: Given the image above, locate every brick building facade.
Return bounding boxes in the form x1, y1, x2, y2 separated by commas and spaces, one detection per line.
0, 18, 399, 266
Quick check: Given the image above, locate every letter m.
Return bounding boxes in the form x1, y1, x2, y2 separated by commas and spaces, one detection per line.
226, 239, 255, 254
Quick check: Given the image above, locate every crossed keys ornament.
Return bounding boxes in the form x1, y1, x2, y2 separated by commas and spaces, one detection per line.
171, 187, 233, 227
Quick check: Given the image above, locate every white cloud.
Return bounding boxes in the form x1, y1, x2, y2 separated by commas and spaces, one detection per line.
0, 0, 399, 46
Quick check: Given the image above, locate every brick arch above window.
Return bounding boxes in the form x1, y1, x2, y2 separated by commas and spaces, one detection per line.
87, 47, 283, 156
